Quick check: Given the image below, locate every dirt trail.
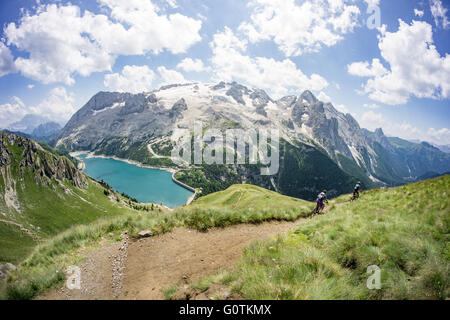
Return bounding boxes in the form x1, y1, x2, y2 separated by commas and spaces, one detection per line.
39, 219, 305, 300
39, 238, 126, 300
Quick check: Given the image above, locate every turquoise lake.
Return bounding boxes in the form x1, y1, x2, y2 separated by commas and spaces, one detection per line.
77, 154, 193, 208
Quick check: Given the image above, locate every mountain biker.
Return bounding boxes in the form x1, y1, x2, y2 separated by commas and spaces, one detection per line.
315, 190, 328, 213
353, 182, 362, 199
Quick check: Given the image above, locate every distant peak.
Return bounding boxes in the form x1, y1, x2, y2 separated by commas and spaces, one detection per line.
300, 90, 318, 104
374, 128, 385, 136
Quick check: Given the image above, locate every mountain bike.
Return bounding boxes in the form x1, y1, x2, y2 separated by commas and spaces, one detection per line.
311, 201, 327, 216
350, 192, 359, 202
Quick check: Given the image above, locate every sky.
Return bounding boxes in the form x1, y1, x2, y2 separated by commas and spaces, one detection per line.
0, 0, 449, 145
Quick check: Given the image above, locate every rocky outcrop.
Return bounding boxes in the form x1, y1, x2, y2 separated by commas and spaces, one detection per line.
292, 95, 352, 160
226, 82, 249, 105
0, 138, 11, 167
1, 131, 87, 188
0, 263, 16, 280
170, 98, 188, 119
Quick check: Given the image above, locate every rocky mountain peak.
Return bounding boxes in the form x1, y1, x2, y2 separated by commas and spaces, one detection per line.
52, 81, 450, 188
225, 82, 250, 105
1, 131, 87, 188
374, 128, 385, 137
300, 90, 318, 105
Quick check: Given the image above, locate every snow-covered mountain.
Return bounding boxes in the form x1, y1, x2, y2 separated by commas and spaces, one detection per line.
54, 82, 450, 198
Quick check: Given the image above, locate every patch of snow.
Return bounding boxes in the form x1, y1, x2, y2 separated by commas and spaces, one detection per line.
92, 102, 125, 116
265, 101, 278, 111
242, 94, 255, 109
301, 114, 309, 122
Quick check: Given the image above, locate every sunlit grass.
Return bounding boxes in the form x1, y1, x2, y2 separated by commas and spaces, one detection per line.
1, 184, 312, 300
185, 176, 449, 300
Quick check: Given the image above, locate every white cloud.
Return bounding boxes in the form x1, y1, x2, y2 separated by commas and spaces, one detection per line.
157, 66, 187, 85
176, 58, 208, 72
104, 65, 155, 93
97, 0, 202, 54
0, 97, 28, 128
238, 0, 360, 57
335, 104, 349, 114
359, 110, 386, 131
0, 42, 16, 77
429, 0, 450, 29
363, 103, 380, 109
27, 84, 34, 89
0, 87, 75, 128
28, 87, 76, 123
6, 5, 114, 85
348, 20, 450, 105
357, 111, 450, 145
4, 2, 202, 85
210, 27, 328, 98
427, 127, 450, 145
347, 58, 388, 77
414, 9, 425, 17
317, 91, 332, 103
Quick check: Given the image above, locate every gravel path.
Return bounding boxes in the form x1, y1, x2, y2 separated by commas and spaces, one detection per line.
38, 219, 305, 300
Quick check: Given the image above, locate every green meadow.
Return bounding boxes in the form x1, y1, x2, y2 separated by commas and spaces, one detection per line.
183, 175, 449, 300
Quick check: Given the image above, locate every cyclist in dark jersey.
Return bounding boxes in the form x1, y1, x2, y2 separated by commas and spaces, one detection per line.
353, 182, 362, 200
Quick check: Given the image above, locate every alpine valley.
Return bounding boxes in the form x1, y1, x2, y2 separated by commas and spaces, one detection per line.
53, 82, 450, 200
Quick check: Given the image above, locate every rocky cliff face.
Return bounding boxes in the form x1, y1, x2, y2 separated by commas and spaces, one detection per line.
1, 131, 86, 188
54, 82, 450, 188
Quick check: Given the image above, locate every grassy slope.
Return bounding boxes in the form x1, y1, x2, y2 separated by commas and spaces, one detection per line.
0, 223, 35, 264
5, 173, 447, 300
1, 184, 313, 300
0, 136, 138, 264
187, 176, 449, 300
179, 184, 314, 232
189, 184, 310, 211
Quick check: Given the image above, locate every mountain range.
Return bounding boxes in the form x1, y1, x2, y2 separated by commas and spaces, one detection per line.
53, 82, 450, 200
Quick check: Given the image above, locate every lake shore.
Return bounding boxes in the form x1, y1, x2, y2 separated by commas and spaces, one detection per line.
171, 170, 197, 205
70, 151, 177, 173
70, 151, 196, 207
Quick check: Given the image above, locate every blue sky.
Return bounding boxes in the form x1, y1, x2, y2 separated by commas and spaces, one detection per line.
0, 0, 449, 144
